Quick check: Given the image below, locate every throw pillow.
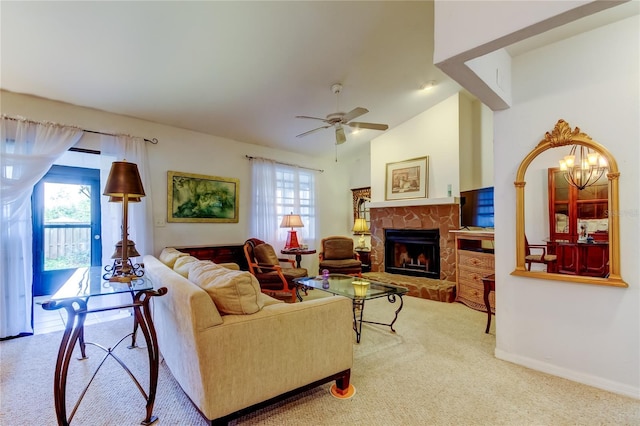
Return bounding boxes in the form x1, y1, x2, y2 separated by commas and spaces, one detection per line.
253, 243, 279, 266
159, 247, 189, 268
173, 255, 200, 277
189, 261, 264, 315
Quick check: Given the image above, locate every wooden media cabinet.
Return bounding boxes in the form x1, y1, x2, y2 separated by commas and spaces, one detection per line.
451, 230, 495, 313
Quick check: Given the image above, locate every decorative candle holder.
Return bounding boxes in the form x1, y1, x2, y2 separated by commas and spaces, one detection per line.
352, 280, 370, 297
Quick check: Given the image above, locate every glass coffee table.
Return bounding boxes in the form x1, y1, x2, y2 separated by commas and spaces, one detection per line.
294, 274, 408, 343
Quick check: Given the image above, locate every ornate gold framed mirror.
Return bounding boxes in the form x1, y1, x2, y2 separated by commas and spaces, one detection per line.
511, 119, 627, 287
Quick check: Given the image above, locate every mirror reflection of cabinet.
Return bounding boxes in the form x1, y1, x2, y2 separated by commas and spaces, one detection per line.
548, 168, 610, 276
548, 168, 608, 242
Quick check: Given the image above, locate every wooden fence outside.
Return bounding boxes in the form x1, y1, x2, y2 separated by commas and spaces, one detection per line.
44, 226, 91, 268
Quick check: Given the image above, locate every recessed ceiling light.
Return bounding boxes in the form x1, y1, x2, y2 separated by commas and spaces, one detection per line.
420, 80, 436, 91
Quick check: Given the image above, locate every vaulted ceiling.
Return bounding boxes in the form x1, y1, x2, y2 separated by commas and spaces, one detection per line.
2, 1, 637, 159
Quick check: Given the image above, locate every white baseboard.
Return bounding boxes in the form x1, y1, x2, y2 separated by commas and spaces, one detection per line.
494, 348, 640, 400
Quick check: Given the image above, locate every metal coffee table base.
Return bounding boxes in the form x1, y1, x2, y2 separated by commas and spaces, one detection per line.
352, 293, 404, 343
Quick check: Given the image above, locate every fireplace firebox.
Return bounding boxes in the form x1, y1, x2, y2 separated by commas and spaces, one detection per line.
384, 229, 440, 279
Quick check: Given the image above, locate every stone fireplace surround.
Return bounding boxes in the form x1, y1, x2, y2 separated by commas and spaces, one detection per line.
369, 203, 459, 285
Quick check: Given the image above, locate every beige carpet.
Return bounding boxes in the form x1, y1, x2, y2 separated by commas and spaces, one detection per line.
1, 294, 638, 425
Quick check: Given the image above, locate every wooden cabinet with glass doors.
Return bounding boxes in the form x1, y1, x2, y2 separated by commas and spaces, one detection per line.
547, 168, 609, 277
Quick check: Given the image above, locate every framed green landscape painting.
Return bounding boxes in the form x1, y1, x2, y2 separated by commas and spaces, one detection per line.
167, 171, 239, 223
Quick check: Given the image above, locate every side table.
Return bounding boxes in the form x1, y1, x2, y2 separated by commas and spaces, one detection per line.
41, 267, 167, 426
355, 249, 371, 272
481, 273, 495, 334
280, 248, 316, 268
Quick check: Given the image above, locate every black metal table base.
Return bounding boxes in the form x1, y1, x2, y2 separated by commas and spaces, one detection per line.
352, 293, 404, 343
42, 288, 167, 425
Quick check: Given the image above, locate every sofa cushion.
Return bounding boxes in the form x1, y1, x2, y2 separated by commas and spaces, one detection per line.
253, 243, 280, 266
159, 247, 189, 268
173, 255, 201, 277
257, 292, 285, 307
189, 261, 264, 315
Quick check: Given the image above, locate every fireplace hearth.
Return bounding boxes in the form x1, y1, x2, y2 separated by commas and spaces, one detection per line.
385, 229, 440, 279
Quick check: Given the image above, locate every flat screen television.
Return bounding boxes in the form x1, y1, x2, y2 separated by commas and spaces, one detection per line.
460, 187, 494, 228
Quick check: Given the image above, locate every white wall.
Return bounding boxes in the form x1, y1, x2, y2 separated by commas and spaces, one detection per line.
370, 93, 461, 201
433, 1, 624, 110
1, 90, 356, 274
458, 93, 494, 191
479, 101, 494, 187
433, 0, 598, 63
370, 92, 491, 202
346, 148, 373, 249
494, 16, 639, 398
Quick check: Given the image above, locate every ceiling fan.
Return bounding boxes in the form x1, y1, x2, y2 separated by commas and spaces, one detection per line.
295, 83, 389, 145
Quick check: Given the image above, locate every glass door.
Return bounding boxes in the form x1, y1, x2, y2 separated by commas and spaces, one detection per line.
32, 165, 102, 296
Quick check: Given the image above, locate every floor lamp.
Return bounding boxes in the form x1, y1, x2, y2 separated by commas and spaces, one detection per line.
103, 161, 146, 282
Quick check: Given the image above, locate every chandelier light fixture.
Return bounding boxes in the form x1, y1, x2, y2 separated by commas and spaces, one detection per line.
558, 144, 607, 190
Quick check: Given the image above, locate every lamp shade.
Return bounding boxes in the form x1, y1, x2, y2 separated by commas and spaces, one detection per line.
352, 218, 369, 234
352, 280, 370, 297
108, 196, 142, 203
280, 214, 304, 228
103, 161, 146, 197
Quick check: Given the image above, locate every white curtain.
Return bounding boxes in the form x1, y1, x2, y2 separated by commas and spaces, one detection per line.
0, 117, 83, 338
250, 158, 281, 246
249, 158, 318, 249
100, 135, 153, 267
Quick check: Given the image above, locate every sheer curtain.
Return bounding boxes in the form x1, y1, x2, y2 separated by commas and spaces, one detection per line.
0, 117, 83, 338
249, 158, 318, 249
100, 135, 153, 267
250, 158, 281, 245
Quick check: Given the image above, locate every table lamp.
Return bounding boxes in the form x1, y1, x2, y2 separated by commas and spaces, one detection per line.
103, 161, 146, 282
352, 218, 369, 249
280, 212, 304, 249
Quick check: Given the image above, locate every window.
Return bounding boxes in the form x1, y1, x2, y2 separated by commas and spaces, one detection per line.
275, 166, 316, 242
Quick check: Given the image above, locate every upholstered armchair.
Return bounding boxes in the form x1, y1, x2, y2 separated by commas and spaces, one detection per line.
318, 236, 362, 276
243, 238, 308, 302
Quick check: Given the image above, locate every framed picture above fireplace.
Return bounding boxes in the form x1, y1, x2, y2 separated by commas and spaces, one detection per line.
385, 156, 429, 200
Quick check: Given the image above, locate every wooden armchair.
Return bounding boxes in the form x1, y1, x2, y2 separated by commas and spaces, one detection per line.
318, 236, 362, 276
243, 238, 308, 302
525, 236, 558, 273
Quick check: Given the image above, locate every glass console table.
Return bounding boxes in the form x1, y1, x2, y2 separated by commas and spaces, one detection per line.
41, 267, 167, 425
294, 274, 408, 343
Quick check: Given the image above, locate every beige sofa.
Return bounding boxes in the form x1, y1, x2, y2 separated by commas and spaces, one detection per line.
144, 250, 354, 424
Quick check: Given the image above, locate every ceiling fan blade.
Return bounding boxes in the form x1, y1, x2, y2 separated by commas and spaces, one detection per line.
296, 125, 331, 138
341, 107, 369, 123
335, 126, 347, 144
295, 115, 328, 122
348, 122, 389, 131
